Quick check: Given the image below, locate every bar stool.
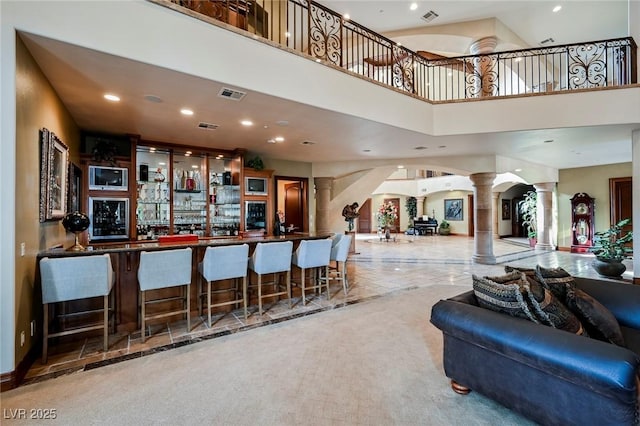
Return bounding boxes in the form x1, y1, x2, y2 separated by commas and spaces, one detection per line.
329, 234, 352, 297
197, 244, 249, 326
248, 241, 293, 315
291, 239, 332, 305
39, 254, 115, 363
138, 248, 192, 342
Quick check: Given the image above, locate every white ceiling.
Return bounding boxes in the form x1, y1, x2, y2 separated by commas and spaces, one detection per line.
18, 0, 636, 171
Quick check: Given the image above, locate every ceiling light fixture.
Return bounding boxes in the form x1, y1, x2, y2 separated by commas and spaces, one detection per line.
104, 94, 120, 102
397, 165, 405, 169
180, 108, 194, 116
240, 120, 253, 126
267, 139, 276, 144
343, 13, 350, 20
275, 136, 285, 142
515, 168, 522, 172
553, 5, 562, 12
410, 2, 418, 11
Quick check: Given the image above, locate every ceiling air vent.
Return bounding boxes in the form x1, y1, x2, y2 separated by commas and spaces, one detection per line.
198, 122, 219, 130
218, 87, 247, 101
300, 140, 316, 145
421, 10, 439, 23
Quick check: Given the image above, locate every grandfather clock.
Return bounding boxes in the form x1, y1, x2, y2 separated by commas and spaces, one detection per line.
570, 193, 595, 253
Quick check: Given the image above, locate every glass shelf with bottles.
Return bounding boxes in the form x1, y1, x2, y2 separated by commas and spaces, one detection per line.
136, 147, 171, 238
208, 161, 240, 237
173, 152, 206, 235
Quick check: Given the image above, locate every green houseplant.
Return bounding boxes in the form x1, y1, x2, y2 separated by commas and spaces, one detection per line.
590, 218, 633, 278
405, 197, 417, 228
439, 220, 451, 235
518, 190, 537, 246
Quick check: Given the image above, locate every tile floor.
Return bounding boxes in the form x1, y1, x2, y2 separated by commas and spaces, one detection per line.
24, 233, 634, 386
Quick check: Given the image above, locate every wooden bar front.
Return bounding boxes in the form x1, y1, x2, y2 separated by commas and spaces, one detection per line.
37, 233, 332, 333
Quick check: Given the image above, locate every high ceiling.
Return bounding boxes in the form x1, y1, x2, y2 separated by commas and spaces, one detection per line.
19, 0, 635, 171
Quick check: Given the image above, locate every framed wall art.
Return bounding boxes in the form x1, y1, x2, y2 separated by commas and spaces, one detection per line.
68, 162, 82, 213
444, 198, 463, 221
502, 199, 511, 220
39, 128, 69, 222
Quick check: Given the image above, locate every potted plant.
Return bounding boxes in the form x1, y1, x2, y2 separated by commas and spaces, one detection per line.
405, 196, 417, 230
439, 220, 451, 235
519, 190, 537, 247
589, 218, 633, 278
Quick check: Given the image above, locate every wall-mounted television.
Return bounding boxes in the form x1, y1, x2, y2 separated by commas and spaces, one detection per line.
245, 177, 268, 196
89, 165, 129, 191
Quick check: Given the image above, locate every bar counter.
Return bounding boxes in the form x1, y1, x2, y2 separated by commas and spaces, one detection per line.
38, 233, 333, 332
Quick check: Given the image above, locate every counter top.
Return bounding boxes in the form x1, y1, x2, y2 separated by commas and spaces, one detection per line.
38, 233, 333, 258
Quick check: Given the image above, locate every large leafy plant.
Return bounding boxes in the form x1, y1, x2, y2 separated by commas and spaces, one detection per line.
518, 190, 537, 239
590, 218, 633, 261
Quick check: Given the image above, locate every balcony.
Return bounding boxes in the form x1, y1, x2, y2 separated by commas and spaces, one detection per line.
162, 0, 637, 103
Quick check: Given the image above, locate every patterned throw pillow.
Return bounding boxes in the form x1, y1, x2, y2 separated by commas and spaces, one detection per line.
502, 266, 588, 336
535, 265, 575, 302
565, 286, 626, 346
472, 272, 539, 323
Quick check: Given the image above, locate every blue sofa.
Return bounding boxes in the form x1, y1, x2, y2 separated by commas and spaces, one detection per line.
430, 277, 640, 426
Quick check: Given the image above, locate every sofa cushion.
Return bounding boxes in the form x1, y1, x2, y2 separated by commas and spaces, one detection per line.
565, 286, 626, 347
472, 272, 539, 323
525, 285, 588, 336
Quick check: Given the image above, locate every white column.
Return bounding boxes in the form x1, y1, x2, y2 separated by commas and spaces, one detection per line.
415, 196, 426, 218
470, 172, 496, 264
469, 36, 498, 97
492, 192, 500, 239
534, 182, 555, 251
314, 177, 332, 234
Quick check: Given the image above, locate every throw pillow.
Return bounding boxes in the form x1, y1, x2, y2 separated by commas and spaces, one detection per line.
472, 272, 539, 323
565, 286, 626, 347
535, 265, 575, 302
506, 265, 588, 336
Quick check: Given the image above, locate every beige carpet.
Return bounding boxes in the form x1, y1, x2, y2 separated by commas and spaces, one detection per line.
1, 285, 535, 425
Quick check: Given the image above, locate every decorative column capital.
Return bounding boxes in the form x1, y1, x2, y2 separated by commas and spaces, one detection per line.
533, 182, 555, 193
469, 172, 497, 187
314, 177, 333, 191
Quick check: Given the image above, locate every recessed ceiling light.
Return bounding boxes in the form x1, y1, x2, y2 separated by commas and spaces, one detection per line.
410, 2, 418, 11
515, 168, 522, 172
267, 139, 276, 144
275, 136, 285, 142
553, 5, 562, 12
180, 108, 194, 116
241, 120, 253, 126
397, 165, 405, 169
104, 94, 120, 102
343, 13, 350, 20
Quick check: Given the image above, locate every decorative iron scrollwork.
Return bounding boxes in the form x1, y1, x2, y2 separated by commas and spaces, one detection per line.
309, 3, 341, 65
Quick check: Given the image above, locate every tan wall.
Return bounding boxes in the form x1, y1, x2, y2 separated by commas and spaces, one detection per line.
425, 190, 472, 235
15, 36, 80, 365
557, 163, 632, 249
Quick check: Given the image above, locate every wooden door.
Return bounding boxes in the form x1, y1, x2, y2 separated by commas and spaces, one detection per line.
284, 182, 304, 232
609, 177, 632, 244
467, 194, 474, 236
357, 198, 372, 233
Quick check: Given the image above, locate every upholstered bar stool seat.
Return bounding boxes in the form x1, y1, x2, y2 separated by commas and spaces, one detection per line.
329, 234, 352, 297
138, 248, 192, 342
40, 254, 115, 363
198, 244, 249, 326
248, 241, 293, 315
291, 239, 332, 305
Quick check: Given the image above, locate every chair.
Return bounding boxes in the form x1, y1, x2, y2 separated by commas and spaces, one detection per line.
39, 254, 115, 363
138, 248, 192, 342
330, 233, 344, 248
197, 244, 249, 326
291, 239, 332, 305
329, 234, 352, 297
248, 241, 293, 315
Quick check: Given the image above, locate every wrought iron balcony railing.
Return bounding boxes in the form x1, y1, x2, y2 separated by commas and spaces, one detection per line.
165, 0, 637, 102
